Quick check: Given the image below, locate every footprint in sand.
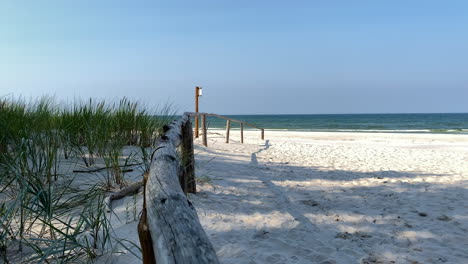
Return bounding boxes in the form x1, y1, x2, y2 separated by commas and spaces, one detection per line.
300, 199, 320, 207
335, 231, 372, 241
265, 253, 287, 263
252, 230, 269, 239
436, 214, 451, 221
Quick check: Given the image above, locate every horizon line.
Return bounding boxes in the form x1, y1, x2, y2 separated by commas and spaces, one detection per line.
179, 112, 468, 116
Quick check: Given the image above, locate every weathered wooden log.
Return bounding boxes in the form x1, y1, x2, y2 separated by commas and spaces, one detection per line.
225, 120, 230, 143
146, 129, 219, 263
161, 114, 188, 147
240, 123, 244, 144
202, 114, 207, 147
140, 113, 217, 263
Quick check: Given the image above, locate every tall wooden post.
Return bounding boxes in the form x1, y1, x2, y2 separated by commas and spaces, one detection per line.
261, 129, 264, 140
225, 120, 230, 143
202, 114, 207, 147
240, 123, 244, 144
195, 87, 199, 138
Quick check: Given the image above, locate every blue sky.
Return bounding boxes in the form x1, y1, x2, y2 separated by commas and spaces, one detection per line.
1, 1, 467, 114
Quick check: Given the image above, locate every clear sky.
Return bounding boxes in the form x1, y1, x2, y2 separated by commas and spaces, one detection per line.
1, 1, 467, 114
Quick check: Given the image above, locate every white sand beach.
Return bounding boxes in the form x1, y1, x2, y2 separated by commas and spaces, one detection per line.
188, 130, 468, 264
94, 130, 468, 264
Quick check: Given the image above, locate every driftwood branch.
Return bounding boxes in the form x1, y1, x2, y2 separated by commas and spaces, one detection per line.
73, 162, 142, 173
108, 180, 144, 202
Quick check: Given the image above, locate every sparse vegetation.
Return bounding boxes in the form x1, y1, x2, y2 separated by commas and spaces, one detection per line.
196, 173, 219, 191
0, 96, 173, 263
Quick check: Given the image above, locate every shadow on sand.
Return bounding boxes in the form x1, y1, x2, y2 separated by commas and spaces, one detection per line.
191, 140, 468, 264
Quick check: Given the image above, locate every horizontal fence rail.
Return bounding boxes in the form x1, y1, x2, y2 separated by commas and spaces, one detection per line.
187, 112, 265, 147
139, 112, 219, 264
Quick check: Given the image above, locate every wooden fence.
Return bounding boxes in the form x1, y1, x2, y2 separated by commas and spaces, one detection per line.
138, 113, 219, 264
188, 112, 264, 147
138, 112, 264, 263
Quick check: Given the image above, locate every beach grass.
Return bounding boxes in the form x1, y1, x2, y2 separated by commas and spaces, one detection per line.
0, 96, 173, 263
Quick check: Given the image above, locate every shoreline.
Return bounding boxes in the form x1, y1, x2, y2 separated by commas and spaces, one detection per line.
206, 128, 468, 134
206, 128, 468, 139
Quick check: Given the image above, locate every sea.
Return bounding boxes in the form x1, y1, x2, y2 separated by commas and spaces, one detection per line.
200, 113, 468, 134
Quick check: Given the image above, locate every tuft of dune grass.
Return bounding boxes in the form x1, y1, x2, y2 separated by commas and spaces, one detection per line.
0, 96, 174, 263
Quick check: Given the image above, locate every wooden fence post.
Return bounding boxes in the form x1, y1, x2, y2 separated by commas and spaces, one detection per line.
194, 117, 199, 138
202, 114, 207, 147
240, 123, 244, 144
181, 119, 196, 194
195, 87, 199, 138
225, 120, 230, 143
261, 129, 264, 140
